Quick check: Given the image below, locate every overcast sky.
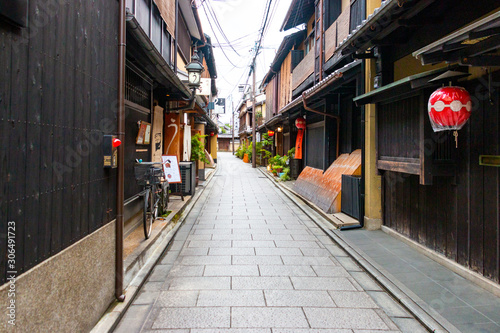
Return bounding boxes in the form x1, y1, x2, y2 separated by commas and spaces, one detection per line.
197, 0, 295, 124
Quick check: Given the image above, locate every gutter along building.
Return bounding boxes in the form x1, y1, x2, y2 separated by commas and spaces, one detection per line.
0, 0, 218, 331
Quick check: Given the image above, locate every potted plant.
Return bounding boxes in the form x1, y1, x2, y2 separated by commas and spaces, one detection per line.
191, 133, 209, 185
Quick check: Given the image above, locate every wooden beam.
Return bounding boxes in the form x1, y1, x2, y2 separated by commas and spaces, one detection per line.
377, 160, 421, 175
460, 55, 500, 67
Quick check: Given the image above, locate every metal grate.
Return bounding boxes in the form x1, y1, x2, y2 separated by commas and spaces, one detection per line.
125, 63, 152, 109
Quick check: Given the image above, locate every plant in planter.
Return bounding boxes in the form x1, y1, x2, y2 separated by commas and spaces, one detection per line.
191, 133, 209, 185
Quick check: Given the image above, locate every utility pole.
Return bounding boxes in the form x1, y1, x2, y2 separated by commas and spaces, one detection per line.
231, 98, 235, 155
251, 58, 257, 168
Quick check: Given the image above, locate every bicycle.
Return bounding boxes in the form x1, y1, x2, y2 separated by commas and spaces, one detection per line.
134, 162, 169, 239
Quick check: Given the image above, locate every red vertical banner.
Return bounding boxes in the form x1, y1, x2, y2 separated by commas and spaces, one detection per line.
295, 129, 304, 159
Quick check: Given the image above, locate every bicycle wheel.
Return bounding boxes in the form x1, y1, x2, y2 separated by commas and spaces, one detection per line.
143, 187, 155, 239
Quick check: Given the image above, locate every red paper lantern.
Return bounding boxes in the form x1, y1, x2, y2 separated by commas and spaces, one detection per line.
428, 87, 471, 132
295, 117, 306, 129
210, 131, 214, 137
112, 138, 122, 147
267, 130, 275, 137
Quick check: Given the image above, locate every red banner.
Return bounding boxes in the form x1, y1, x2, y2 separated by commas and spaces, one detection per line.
295, 129, 304, 159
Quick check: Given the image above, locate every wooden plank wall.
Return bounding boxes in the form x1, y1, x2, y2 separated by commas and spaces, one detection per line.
382, 76, 500, 283
292, 50, 315, 91
279, 53, 292, 111
265, 78, 275, 118
0, 0, 119, 284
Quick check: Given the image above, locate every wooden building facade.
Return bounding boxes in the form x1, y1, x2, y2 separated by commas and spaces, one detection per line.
346, 0, 500, 284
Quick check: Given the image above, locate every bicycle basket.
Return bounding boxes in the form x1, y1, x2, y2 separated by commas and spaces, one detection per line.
134, 164, 163, 185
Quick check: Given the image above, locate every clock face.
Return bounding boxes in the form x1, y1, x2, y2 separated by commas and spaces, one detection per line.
189, 72, 200, 84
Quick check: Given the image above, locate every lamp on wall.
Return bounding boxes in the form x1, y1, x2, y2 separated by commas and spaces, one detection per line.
276, 126, 283, 132
185, 50, 204, 90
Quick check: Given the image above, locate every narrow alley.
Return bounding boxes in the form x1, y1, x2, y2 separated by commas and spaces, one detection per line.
113, 152, 426, 332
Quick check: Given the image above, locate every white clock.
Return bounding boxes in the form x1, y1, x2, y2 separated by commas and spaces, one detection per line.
188, 72, 201, 85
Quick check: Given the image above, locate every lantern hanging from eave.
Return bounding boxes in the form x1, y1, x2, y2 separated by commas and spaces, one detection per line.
267, 130, 275, 137
428, 86, 472, 131
295, 116, 306, 130
428, 86, 471, 148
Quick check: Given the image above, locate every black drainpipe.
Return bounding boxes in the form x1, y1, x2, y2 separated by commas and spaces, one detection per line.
115, 0, 126, 301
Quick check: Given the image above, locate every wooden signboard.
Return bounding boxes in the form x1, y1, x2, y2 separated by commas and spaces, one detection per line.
164, 113, 181, 161
152, 106, 164, 162
162, 155, 182, 183
136, 121, 152, 145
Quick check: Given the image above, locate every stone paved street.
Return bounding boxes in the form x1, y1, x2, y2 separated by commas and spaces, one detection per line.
114, 153, 426, 332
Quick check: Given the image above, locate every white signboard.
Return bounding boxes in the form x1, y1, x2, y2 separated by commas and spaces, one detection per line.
162, 155, 182, 184
196, 78, 211, 96
214, 98, 226, 114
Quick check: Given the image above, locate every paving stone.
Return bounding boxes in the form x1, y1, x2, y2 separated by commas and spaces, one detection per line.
133, 290, 160, 305
311, 266, 350, 277
197, 290, 265, 306
149, 265, 174, 282
304, 308, 389, 330
114, 304, 152, 333
167, 265, 205, 277
211, 233, 253, 240
299, 248, 332, 257
349, 272, 383, 291
231, 307, 309, 328
265, 289, 335, 307
232, 255, 283, 265
367, 291, 410, 317
203, 265, 259, 276
335, 256, 363, 272
291, 277, 357, 291
192, 329, 270, 333
329, 291, 379, 309
187, 234, 213, 240
188, 240, 232, 248
291, 234, 320, 241
282, 256, 335, 266
275, 240, 321, 248
255, 247, 303, 256
194, 228, 232, 235
258, 265, 317, 277
180, 247, 209, 256
167, 277, 231, 290
251, 234, 294, 241
152, 307, 231, 329
390, 317, 429, 333
232, 277, 294, 290
208, 247, 255, 256
273, 329, 352, 333
233, 240, 276, 248
156, 290, 199, 307
181, 255, 231, 265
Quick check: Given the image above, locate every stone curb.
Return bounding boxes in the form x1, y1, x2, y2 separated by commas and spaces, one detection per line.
91, 167, 218, 333
258, 167, 458, 333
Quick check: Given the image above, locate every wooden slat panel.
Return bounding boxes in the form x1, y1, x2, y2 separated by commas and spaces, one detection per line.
481, 87, 499, 282
337, 5, 350, 44
0, 25, 12, 283
279, 53, 292, 110
25, 0, 44, 267
8, 17, 29, 275
62, 0, 75, 247
324, 22, 337, 61
154, 0, 176, 37
51, 5, 67, 254
291, 50, 314, 91
469, 89, 485, 275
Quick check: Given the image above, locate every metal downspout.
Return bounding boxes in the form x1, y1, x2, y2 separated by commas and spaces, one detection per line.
301, 92, 340, 159
115, 0, 126, 302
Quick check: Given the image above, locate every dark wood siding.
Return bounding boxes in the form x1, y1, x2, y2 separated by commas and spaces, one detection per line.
382, 76, 500, 283
0, 0, 119, 284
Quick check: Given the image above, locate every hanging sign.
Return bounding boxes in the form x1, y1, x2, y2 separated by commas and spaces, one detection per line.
162, 155, 182, 184
294, 116, 306, 159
